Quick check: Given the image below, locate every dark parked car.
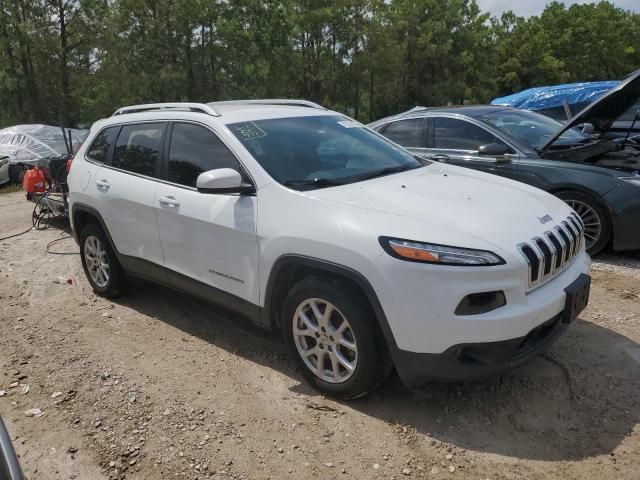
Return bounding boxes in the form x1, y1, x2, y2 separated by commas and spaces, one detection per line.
369, 69, 640, 255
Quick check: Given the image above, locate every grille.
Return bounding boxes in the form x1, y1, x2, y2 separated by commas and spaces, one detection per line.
518, 213, 584, 289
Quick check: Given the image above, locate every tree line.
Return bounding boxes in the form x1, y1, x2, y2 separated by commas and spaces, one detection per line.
0, 0, 639, 128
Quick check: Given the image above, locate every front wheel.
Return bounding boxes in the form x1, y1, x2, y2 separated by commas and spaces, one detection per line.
555, 190, 610, 256
282, 277, 391, 400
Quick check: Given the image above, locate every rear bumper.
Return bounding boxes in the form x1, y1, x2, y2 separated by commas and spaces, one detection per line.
392, 313, 568, 386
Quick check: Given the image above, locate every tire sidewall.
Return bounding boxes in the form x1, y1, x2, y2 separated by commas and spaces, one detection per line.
79, 224, 123, 296
282, 277, 386, 399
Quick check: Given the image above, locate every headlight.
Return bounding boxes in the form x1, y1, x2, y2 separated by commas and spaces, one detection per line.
621, 177, 640, 187
0, 158, 8, 167
379, 237, 505, 266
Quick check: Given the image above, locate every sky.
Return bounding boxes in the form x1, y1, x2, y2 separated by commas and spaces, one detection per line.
475, 0, 640, 18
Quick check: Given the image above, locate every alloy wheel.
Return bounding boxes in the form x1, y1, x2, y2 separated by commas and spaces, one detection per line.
565, 199, 602, 252
84, 235, 110, 288
292, 298, 358, 383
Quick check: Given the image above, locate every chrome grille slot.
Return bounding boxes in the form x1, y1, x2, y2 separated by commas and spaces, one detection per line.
555, 226, 571, 264
518, 215, 585, 289
534, 237, 553, 276
546, 231, 563, 270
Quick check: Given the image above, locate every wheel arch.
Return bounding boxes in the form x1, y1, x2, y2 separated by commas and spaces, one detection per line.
71, 203, 119, 253
547, 186, 614, 251
262, 255, 397, 347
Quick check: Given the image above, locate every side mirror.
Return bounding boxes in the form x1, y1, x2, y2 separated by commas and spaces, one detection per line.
478, 143, 511, 157
196, 168, 255, 195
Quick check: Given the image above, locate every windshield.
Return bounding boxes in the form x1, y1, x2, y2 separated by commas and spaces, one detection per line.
228, 115, 424, 190
479, 109, 591, 150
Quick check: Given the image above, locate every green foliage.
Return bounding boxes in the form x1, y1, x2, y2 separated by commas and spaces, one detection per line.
0, 0, 638, 126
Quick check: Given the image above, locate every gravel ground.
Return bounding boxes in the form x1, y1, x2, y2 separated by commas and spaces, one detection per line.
0, 190, 639, 480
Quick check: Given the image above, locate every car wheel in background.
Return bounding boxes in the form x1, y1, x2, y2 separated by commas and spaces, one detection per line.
555, 190, 610, 256
8, 164, 25, 184
282, 277, 391, 400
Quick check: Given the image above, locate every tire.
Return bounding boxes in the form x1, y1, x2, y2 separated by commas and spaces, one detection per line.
8, 164, 24, 184
79, 223, 128, 297
282, 277, 391, 400
555, 190, 611, 256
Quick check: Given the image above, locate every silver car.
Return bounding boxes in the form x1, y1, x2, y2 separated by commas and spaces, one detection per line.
0, 156, 10, 186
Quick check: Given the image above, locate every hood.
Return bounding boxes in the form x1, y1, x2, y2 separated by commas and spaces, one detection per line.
307, 164, 573, 253
541, 68, 640, 151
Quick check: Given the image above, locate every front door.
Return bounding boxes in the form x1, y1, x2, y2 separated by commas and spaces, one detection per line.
155, 122, 260, 305
427, 116, 522, 181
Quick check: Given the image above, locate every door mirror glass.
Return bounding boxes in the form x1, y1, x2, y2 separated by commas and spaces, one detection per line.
579, 123, 595, 134
196, 168, 253, 194
478, 143, 511, 157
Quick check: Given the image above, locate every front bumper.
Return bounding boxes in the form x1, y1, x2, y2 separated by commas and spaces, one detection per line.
369, 249, 591, 355
391, 312, 568, 385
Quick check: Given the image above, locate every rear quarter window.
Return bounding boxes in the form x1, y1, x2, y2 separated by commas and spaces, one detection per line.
86, 126, 119, 163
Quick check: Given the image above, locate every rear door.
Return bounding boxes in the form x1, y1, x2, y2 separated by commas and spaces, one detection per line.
427, 116, 522, 180
90, 122, 167, 269
155, 122, 260, 305
378, 117, 428, 156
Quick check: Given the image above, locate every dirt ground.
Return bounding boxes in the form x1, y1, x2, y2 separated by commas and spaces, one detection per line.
0, 190, 638, 480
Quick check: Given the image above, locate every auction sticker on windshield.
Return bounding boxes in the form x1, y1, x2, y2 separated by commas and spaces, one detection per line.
231, 122, 267, 140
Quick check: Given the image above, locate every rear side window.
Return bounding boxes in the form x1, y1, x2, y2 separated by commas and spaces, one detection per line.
382, 118, 426, 148
86, 127, 118, 163
112, 123, 165, 177
168, 123, 242, 187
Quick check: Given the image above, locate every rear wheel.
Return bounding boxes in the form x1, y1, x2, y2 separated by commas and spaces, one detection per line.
555, 190, 610, 256
79, 223, 128, 297
282, 277, 391, 399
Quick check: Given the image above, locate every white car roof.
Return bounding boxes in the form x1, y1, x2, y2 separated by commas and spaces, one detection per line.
93, 101, 340, 131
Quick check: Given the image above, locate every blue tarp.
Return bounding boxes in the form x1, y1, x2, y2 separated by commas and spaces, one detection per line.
491, 81, 619, 111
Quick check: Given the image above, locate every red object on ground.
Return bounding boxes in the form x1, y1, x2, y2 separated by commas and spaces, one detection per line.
22, 167, 47, 194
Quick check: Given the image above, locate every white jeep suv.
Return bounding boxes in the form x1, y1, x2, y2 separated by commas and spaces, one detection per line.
68, 100, 591, 399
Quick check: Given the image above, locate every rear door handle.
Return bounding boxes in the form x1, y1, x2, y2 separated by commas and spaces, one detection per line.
95, 179, 110, 189
159, 196, 180, 207
431, 154, 450, 162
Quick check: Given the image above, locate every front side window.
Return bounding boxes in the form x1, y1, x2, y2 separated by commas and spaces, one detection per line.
382, 118, 426, 148
87, 126, 119, 163
228, 115, 424, 190
112, 123, 164, 177
168, 123, 242, 187
433, 117, 504, 151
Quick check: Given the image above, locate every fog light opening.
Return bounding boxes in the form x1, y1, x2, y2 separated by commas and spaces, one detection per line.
455, 291, 506, 316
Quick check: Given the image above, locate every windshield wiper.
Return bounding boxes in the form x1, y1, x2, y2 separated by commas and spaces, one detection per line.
352, 165, 415, 181
283, 178, 346, 189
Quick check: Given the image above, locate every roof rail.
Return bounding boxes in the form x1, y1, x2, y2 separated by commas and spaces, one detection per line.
208, 99, 326, 110
112, 102, 221, 117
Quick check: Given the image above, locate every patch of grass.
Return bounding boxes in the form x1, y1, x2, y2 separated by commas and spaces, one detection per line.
0, 183, 22, 194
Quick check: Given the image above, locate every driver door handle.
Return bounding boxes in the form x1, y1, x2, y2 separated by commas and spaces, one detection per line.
431, 154, 450, 162
159, 196, 180, 207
